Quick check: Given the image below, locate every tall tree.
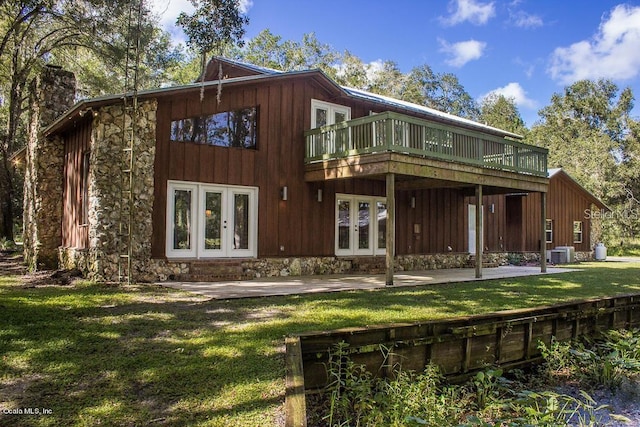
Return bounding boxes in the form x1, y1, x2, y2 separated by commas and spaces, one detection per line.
367, 60, 406, 99
479, 93, 528, 135
528, 79, 633, 203
333, 50, 368, 89
177, 0, 248, 100
240, 29, 338, 76
402, 64, 479, 119
0, 0, 180, 240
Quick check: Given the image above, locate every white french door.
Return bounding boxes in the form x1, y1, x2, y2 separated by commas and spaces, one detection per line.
336, 194, 387, 256
167, 181, 257, 258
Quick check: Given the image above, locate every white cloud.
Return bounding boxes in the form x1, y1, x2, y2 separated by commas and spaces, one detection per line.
481, 82, 537, 109
441, 0, 495, 26
150, 0, 194, 28
439, 39, 487, 67
365, 59, 385, 81
548, 4, 640, 84
510, 10, 543, 28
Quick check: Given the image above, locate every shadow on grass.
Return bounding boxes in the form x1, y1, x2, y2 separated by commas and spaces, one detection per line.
0, 262, 639, 426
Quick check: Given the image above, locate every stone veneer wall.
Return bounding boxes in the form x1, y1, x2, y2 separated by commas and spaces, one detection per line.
59, 100, 157, 282
24, 66, 76, 270
146, 251, 595, 282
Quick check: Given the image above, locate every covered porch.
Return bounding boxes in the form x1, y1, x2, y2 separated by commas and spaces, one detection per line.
304, 111, 550, 285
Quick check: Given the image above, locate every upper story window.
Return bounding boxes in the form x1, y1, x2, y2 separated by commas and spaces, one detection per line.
171, 107, 257, 149
311, 99, 351, 128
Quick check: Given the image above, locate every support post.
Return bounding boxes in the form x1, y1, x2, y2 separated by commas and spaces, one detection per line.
540, 192, 547, 273
475, 184, 483, 279
385, 173, 395, 286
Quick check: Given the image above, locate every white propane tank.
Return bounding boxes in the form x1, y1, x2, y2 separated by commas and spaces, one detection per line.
595, 243, 607, 261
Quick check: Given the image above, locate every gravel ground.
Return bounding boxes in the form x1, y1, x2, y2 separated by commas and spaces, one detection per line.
556, 377, 640, 426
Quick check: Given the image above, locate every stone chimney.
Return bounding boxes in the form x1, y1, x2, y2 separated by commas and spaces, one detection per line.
24, 65, 76, 270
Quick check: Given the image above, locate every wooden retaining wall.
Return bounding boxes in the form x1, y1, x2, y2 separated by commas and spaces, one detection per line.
285, 293, 640, 427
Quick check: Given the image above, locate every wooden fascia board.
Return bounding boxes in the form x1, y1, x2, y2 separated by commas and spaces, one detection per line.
305, 152, 549, 193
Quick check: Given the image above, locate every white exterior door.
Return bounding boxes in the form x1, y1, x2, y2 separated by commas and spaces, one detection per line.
167, 181, 258, 259
336, 194, 386, 256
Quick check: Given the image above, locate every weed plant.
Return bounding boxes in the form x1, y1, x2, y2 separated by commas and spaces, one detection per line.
312, 330, 640, 426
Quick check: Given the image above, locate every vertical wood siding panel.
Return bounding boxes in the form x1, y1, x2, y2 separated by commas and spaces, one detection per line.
266, 84, 281, 256
152, 99, 171, 258
255, 86, 270, 255
169, 98, 186, 181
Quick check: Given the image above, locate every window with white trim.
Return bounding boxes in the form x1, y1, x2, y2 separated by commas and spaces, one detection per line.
573, 221, 583, 243
545, 219, 553, 244
311, 99, 351, 128
166, 181, 258, 258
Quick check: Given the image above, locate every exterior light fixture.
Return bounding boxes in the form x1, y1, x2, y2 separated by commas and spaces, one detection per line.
317, 189, 323, 202
411, 196, 416, 208
281, 186, 288, 201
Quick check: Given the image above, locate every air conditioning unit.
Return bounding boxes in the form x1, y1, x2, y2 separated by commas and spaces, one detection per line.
554, 246, 575, 263
550, 249, 567, 264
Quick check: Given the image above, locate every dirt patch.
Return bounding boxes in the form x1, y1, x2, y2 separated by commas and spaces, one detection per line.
0, 252, 85, 287
0, 252, 26, 276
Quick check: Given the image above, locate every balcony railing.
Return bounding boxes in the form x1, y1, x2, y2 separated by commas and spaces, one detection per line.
304, 111, 548, 177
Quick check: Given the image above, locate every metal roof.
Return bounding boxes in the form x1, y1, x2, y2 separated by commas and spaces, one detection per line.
45, 57, 523, 140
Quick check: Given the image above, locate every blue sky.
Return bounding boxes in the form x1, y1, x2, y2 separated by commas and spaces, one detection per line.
152, 0, 640, 127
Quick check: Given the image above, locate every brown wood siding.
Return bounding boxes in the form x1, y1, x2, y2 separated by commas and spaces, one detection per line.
62, 117, 92, 249
152, 77, 395, 258
544, 174, 592, 251
395, 188, 466, 254
151, 75, 569, 260
457, 173, 597, 254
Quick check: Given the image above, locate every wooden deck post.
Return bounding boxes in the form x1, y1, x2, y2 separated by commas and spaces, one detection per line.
386, 173, 395, 286
540, 192, 547, 273
475, 184, 483, 279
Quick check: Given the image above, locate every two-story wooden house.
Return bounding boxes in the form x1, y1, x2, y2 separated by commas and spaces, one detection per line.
26, 57, 557, 284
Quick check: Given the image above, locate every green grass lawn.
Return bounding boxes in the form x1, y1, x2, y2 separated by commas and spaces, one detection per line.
1, 261, 639, 426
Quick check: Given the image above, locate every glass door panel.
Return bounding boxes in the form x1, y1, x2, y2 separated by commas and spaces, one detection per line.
233, 193, 250, 250
376, 201, 387, 255
356, 200, 371, 253
201, 190, 223, 256
173, 189, 192, 251
337, 199, 351, 253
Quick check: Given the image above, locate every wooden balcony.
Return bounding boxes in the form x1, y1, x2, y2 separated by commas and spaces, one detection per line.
304, 112, 548, 191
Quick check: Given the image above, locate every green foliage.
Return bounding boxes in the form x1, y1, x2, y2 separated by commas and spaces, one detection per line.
479, 93, 528, 136
472, 368, 511, 410
316, 329, 640, 426
177, 0, 248, 56
538, 338, 576, 381
239, 29, 338, 75
317, 345, 462, 427
0, 237, 17, 251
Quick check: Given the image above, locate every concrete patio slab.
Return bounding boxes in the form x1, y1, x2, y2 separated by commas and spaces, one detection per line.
159, 265, 581, 300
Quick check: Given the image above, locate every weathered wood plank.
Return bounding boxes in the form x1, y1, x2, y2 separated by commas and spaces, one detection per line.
285, 337, 307, 427
292, 295, 640, 393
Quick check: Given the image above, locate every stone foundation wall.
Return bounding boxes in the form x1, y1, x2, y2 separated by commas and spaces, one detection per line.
575, 251, 594, 262
61, 248, 594, 282
395, 253, 472, 271
59, 247, 92, 273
